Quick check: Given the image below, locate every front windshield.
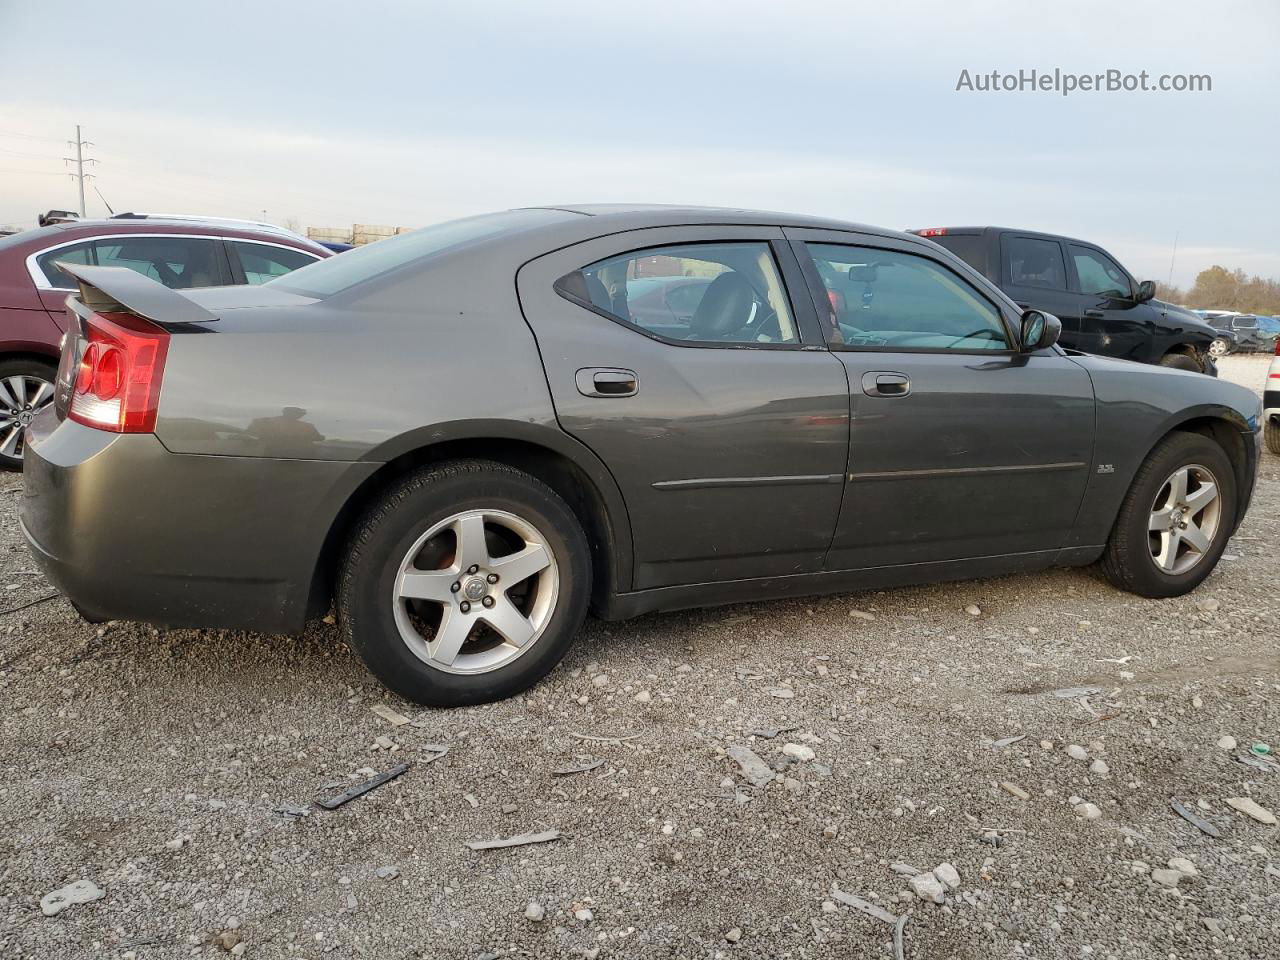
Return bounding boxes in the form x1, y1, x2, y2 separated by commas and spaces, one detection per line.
269, 208, 575, 298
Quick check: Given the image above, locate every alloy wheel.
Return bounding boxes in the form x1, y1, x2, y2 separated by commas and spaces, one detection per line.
392, 509, 559, 674
0, 375, 55, 461
1208, 338, 1229, 358
1148, 463, 1221, 575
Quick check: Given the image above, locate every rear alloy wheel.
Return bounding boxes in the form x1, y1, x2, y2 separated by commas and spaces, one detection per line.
0, 359, 57, 470
1208, 337, 1231, 358
1101, 431, 1235, 597
338, 460, 591, 706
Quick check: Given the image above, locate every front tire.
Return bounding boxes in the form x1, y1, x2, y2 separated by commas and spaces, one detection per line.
1158, 351, 1202, 373
1208, 337, 1231, 358
0, 358, 58, 470
338, 460, 591, 706
1265, 417, 1280, 456
1100, 431, 1235, 598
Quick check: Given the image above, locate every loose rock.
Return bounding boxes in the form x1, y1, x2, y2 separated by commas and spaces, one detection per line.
40, 879, 105, 917
934, 862, 961, 889
1225, 797, 1277, 825
782, 743, 815, 763
909, 873, 946, 903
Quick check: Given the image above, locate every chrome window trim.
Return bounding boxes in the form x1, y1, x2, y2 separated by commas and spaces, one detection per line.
25, 233, 321, 291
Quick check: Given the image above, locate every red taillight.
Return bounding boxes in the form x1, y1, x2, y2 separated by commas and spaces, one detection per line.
68, 311, 169, 433
917, 227, 948, 237
1274, 337, 1280, 357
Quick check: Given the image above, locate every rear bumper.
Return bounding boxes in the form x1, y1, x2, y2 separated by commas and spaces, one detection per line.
21, 412, 377, 634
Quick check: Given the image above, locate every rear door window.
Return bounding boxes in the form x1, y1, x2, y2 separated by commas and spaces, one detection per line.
35, 241, 95, 288
227, 240, 319, 284
555, 242, 799, 345
1005, 236, 1068, 290
94, 236, 225, 288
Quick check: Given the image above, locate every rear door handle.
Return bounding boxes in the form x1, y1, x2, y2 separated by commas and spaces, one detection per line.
861, 371, 910, 398
576, 367, 638, 398
1084, 309, 1105, 319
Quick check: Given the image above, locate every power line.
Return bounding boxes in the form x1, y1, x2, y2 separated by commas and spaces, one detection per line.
62, 125, 97, 218
0, 130, 64, 143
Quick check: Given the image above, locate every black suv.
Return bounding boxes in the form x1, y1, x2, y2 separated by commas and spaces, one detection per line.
909, 227, 1218, 374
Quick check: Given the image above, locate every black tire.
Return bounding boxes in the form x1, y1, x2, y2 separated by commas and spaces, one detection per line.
337, 459, 591, 707
1265, 417, 1280, 456
0, 357, 58, 471
1100, 431, 1235, 598
1158, 352, 1202, 373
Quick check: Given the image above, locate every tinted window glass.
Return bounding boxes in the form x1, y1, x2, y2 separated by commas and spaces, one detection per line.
1069, 245, 1131, 297
94, 236, 222, 288
807, 244, 1009, 351
229, 241, 317, 285
928, 235, 986, 275
270, 208, 574, 298
1006, 236, 1067, 290
36, 240, 95, 287
555, 242, 798, 345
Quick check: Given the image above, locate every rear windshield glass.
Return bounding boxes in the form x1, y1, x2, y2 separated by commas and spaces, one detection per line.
269, 209, 574, 298
929, 235, 986, 275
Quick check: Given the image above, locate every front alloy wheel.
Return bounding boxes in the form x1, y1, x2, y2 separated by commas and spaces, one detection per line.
1147, 464, 1221, 575
1208, 337, 1230, 358
1101, 431, 1235, 598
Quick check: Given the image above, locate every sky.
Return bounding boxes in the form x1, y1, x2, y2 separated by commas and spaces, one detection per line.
0, 0, 1276, 288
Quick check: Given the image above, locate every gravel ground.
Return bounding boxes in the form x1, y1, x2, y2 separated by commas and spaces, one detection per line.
1, 356, 1276, 960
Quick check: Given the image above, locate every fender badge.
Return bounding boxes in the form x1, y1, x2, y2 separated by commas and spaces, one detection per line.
1096, 464, 1115, 475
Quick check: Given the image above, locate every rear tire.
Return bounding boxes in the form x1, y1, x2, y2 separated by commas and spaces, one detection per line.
1100, 431, 1235, 598
0, 358, 58, 471
1158, 351, 1202, 373
337, 459, 591, 707
1265, 417, 1280, 456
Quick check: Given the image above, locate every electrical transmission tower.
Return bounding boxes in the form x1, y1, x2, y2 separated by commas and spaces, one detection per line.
63, 125, 97, 217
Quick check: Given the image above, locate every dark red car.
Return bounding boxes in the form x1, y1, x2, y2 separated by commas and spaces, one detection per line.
0, 215, 329, 467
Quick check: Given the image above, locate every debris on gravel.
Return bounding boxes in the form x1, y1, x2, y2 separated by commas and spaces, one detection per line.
1225, 796, 1277, 824
39, 879, 105, 917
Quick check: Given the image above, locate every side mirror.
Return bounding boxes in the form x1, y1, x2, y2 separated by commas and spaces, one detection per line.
1135, 279, 1156, 303
1020, 309, 1061, 352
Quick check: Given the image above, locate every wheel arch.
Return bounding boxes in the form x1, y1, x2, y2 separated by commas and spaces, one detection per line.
308, 422, 633, 620
0, 348, 60, 368
1134, 407, 1254, 531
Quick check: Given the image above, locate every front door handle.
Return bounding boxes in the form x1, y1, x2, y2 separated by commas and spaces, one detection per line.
576, 367, 638, 398
861, 371, 910, 398
1084, 309, 1105, 319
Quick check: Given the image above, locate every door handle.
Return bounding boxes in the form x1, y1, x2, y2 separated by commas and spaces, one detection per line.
861, 371, 910, 398
576, 367, 638, 398
1084, 309, 1105, 319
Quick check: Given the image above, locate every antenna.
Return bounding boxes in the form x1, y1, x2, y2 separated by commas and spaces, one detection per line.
1167, 230, 1179, 288
93, 183, 115, 215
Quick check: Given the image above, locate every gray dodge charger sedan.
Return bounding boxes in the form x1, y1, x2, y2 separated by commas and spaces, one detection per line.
20, 205, 1261, 706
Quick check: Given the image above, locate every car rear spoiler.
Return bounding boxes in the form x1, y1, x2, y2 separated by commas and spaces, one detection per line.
55, 262, 217, 326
